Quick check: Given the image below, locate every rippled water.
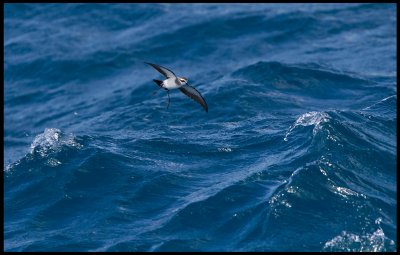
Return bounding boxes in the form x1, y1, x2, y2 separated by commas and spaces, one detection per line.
4, 3, 397, 251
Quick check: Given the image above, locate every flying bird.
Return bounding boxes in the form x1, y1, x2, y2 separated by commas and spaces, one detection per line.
145, 62, 208, 112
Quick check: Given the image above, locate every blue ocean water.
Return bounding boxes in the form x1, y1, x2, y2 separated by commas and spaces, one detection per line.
4, 3, 397, 252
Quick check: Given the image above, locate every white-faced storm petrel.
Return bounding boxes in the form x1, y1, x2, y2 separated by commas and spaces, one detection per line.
145, 62, 208, 112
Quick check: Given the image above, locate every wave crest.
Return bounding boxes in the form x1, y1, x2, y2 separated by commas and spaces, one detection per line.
6, 128, 84, 174
284, 111, 330, 141
323, 225, 396, 252
30, 128, 82, 157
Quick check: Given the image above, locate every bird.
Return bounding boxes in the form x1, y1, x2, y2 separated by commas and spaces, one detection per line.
145, 62, 208, 112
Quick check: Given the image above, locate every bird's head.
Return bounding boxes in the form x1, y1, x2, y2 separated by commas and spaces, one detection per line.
178, 77, 188, 85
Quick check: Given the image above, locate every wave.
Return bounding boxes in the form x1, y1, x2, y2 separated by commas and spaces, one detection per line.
230, 61, 393, 107
323, 222, 396, 252
6, 128, 82, 173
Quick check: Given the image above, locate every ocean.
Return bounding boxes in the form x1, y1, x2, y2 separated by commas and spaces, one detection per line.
4, 3, 397, 251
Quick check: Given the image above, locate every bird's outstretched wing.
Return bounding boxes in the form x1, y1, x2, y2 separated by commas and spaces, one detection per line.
145, 62, 176, 78
179, 85, 208, 112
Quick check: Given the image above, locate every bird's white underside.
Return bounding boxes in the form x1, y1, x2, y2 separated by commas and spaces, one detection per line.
162, 77, 183, 89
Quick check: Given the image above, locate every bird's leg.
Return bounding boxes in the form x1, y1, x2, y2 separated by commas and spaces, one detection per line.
152, 86, 163, 96
166, 90, 170, 109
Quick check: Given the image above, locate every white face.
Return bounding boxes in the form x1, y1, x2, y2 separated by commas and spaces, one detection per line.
179, 78, 187, 84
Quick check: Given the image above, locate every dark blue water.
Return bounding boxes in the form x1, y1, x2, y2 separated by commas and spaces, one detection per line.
4, 3, 397, 252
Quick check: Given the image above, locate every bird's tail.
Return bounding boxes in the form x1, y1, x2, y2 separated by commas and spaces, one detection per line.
153, 79, 163, 88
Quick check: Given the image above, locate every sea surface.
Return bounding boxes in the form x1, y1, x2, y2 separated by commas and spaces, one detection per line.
4, 3, 397, 252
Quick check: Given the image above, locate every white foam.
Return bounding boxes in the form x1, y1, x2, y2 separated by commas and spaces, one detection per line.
46, 158, 62, 167
218, 147, 232, 152
332, 186, 367, 199
323, 225, 395, 252
362, 95, 396, 110
284, 111, 330, 141
30, 128, 82, 157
